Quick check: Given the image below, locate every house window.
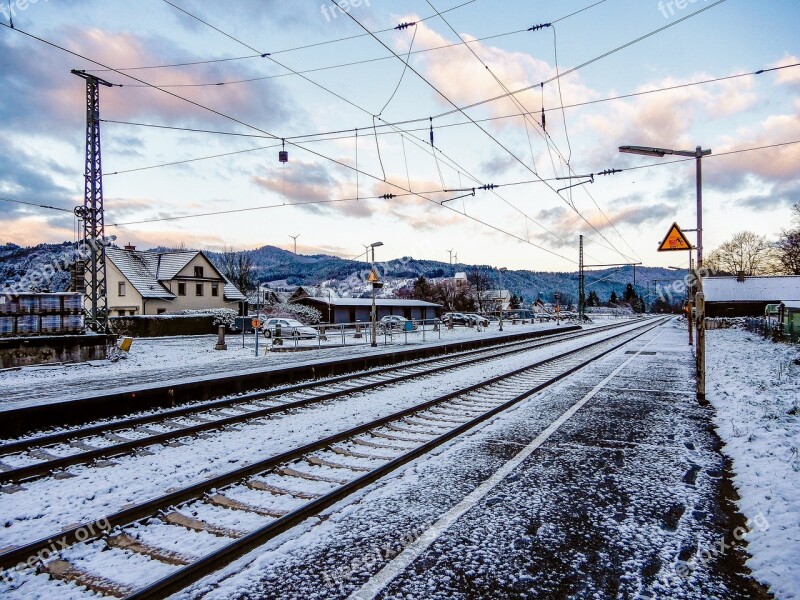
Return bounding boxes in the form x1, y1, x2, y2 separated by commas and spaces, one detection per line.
196, 283, 204, 296
178, 282, 186, 296
157, 308, 166, 315
116, 310, 126, 316
118, 282, 126, 296
211, 283, 219, 297
194, 266, 204, 278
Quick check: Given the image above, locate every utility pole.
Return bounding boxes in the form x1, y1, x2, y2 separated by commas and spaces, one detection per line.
578, 235, 585, 322
72, 70, 114, 333
289, 234, 300, 254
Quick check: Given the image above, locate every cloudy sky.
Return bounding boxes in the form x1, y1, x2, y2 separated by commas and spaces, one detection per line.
1, 0, 798, 271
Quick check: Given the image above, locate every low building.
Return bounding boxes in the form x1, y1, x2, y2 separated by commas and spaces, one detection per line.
295, 296, 442, 324
482, 289, 511, 311
703, 275, 800, 317
105, 246, 246, 316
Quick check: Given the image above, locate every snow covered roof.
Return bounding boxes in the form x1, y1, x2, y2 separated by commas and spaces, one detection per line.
106, 247, 175, 299
304, 297, 441, 308
703, 276, 800, 303
107, 248, 245, 301
781, 300, 800, 310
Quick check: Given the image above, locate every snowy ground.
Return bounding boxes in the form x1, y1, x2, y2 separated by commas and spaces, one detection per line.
0, 319, 618, 410
0, 323, 645, 557
157, 319, 767, 599
707, 328, 800, 600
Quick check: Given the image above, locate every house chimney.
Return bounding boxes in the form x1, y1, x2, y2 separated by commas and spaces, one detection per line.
736, 271, 745, 282
124, 243, 136, 251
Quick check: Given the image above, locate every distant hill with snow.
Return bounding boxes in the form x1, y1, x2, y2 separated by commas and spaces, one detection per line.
1, 242, 683, 305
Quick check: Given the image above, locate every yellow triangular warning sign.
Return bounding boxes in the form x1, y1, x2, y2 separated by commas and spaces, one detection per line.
657, 222, 693, 252
367, 269, 379, 283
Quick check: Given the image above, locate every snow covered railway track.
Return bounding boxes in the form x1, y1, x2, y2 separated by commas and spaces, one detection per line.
0, 321, 638, 486
0, 318, 666, 599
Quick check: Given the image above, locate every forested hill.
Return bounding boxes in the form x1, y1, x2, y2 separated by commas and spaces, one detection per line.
0, 242, 683, 305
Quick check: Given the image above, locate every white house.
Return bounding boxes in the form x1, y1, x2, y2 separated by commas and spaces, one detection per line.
104, 246, 246, 316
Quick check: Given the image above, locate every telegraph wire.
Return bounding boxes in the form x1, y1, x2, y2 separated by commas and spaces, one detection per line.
158, 0, 574, 256
433, 0, 729, 119
98, 64, 800, 148
0, 21, 570, 262
344, 0, 634, 261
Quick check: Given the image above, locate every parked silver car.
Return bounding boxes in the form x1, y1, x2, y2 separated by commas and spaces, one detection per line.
378, 315, 416, 332
260, 317, 318, 339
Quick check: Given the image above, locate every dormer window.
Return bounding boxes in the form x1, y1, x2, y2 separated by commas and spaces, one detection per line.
194, 266, 204, 278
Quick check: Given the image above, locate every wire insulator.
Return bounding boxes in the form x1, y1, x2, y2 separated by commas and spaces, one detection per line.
380, 193, 396, 199
429, 117, 434, 146
527, 23, 551, 31
395, 22, 416, 30
598, 169, 622, 176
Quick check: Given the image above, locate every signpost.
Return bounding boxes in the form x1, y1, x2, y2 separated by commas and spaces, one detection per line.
657, 222, 693, 252
658, 222, 695, 346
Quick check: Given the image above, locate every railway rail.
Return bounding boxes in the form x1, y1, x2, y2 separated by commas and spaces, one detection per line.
0, 320, 641, 486
0, 317, 666, 599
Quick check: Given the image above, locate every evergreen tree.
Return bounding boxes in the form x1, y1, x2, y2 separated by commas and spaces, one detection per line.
587, 290, 600, 307
609, 290, 618, 304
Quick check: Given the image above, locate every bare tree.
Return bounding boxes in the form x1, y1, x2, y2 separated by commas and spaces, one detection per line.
776, 204, 800, 275
467, 268, 491, 312
705, 231, 778, 276
220, 247, 255, 294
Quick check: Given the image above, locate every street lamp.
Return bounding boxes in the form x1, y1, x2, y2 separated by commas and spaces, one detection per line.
619, 145, 711, 268
370, 241, 383, 347
498, 267, 507, 332
621, 144, 711, 400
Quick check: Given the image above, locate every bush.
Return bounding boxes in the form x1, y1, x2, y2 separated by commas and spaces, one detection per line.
177, 308, 237, 327
261, 302, 322, 324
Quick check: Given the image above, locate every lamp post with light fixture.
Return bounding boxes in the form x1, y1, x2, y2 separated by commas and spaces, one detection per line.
498, 267, 507, 332
619, 144, 711, 401
618, 145, 711, 268
369, 241, 383, 347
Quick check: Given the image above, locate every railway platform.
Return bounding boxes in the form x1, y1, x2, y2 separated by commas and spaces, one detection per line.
0, 324, 580, 438
215, 318, 770, 600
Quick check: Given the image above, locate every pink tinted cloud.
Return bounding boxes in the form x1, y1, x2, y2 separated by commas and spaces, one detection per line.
771, 55, 800, 87
6, 26, 287, 134
392, 17, 595, 124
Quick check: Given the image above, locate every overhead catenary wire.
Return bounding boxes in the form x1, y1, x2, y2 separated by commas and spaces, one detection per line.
157, 0, 576, 257
0, 21, 572, 263
349, 0, 634, 261
99, 62, 800, 152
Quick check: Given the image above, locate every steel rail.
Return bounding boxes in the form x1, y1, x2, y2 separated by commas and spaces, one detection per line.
0, 318, 665, 582
0, 323, 638, 483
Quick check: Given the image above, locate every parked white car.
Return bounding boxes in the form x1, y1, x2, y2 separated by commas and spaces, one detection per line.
260, 317, 318, 339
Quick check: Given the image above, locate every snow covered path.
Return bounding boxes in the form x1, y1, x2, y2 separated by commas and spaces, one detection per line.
172, 319, 769, 599
707, 328, 800, 600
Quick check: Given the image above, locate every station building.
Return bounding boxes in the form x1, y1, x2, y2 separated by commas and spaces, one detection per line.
292, 295, 441, 324
703, 275, 800, 317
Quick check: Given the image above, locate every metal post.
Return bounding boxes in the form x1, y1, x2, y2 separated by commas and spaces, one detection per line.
578, 235, 585, 322
72, 70, 113, 333
370, 246, 377, 348
695, 284, 706, 403
499, 269, 505, 332
255, 288, 259, 356
688, 255, 694, 346
695, 147, 703, 270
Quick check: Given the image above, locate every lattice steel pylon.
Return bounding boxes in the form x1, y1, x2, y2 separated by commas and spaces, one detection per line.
71, 69, 114, 333
578, 234, 585, 321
